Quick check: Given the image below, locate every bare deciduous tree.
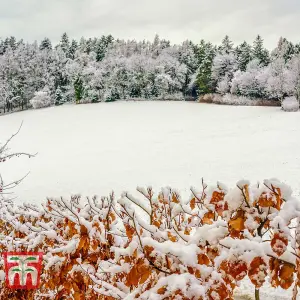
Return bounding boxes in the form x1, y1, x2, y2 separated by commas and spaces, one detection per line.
0, 122, 36, 202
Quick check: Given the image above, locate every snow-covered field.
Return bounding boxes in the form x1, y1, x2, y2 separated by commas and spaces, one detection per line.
1, 101, 300, 299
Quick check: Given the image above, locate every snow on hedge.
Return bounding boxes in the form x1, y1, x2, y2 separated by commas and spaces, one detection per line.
0, 178, 300, 299
281, 96, 299, 112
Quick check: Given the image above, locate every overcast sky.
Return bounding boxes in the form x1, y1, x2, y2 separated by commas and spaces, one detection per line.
0, 0, 299, 48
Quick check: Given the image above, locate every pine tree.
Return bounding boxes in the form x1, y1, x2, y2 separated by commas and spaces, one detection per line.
236, 41, 252, 71
272, 37, 295, 62
40, 38, 52, 51
68, 39, 78, 59
55, 87, 64, 105
0, 40, 5, 55
219, 35, 234, 54
60, 32, 70, 53
95, 35, 114, 62
252, 35, 270, 66
196, 40, 216, 94
74, 76, 84, 104
85, 38, 93, 54
9, 36, 17, 50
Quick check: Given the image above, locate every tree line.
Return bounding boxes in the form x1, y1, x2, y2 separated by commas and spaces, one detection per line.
0, 33, 299, 113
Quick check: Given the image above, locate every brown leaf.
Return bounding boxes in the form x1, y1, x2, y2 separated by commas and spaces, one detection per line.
167, 232, 177, 242
202, 211, 214, 225
190, 198, 196, 210
126, 265, 139, 287
271, 232, 288, 257
248, 257, 267, 288
157, 287, 167, 295
172, 194, 180, 203
125, 223, 135, 239
229, 210, 245, 232
197, 254, 210, 266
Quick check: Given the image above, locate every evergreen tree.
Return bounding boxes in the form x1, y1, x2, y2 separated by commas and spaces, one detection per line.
55, 87, 64, 105
236, 41, 252, 71
95, 35, 114, 62
0, 40, 5, 55
252, 35, 270, 66
40, 38, 52, 51
85, 38, 93, 54
272, 37, 295, 62
60, 32, 70, 53
78, 37, 86, 53
68, 39, 78, 59
74, 76, 84, 104
219, 35, 234, 54
9, 36, 17, 50
196, 40, 216, 94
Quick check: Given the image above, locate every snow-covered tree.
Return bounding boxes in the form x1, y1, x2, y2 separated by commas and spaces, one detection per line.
252, 35, 270, 66
231, 59, 266, 98
196, 40, 216, 94
0, 123, 35, 202
265, 58, 288, 101
40, 38, 52, 51
236, 41, 252, 71
212, 52, 237, 92
30, 87, 52, 109
59, 32, 70, 54
219, 35, 234, 54
272, 37, 295, 62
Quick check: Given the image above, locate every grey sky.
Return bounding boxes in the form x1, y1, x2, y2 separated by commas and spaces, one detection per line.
0, 0, 299, 48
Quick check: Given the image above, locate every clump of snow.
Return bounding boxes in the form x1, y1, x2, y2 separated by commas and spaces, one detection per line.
281, 96, 299, 112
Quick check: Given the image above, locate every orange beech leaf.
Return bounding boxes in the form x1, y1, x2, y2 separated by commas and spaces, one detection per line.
152, 220, 161, 228
91, 240, 98, 251
198, 254, 210, 266
207, 247, 219, 261
220, 259, 247, 281
229, 210, 245, 232
208, 282, 230, 300
202, 211, 214, 225
270, 258, 295, 289
168, 232, 177, 242
210, 191, 225, 205
126, 265, 139, 287
157, 287, 167, 295
271, 232, 288, 257
279, 263, 295, 289
109, 212, 116, 222
248, 257, 267, 288
172, 194, 180, 203
144, 245, 154, 257
78, 236, 88, 251
279, 263, 295, 281
125, 223, 135, 239
190, 198, 196, 210
256, 191, 282, 209
195, 269, 201, 278
74, 292, 84, 300
140, 269, 151, 284
184, 227, 192, 235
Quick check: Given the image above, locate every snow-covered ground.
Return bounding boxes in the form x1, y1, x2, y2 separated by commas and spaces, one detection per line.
1, 101, 300, 299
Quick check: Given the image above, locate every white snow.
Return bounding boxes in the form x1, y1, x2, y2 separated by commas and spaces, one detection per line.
1, 101, 300, 299
1, 101, 300, 205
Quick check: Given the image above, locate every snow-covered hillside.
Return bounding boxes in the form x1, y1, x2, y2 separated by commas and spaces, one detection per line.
1, 101, 300, 205
1, 101, 300, 299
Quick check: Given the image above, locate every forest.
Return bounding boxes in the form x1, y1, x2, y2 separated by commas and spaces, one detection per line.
0, 33, 299, 113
